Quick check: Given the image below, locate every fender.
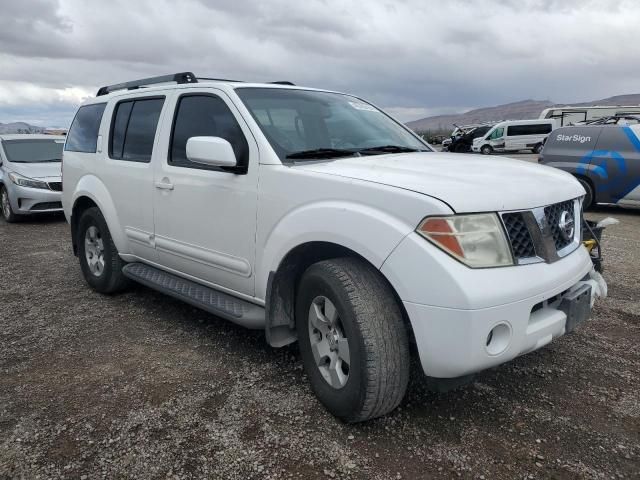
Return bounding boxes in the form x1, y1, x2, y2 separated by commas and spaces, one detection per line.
71, 175, 128, 254
256, 200, 425, 300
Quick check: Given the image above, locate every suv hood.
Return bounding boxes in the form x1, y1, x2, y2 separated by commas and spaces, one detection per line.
7, 162, 61, 180
294, 152, 584, 212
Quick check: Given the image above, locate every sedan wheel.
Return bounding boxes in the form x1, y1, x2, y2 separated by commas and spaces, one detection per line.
1, 187, 18, 222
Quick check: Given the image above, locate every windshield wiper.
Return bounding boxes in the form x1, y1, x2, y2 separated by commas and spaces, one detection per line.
286, 148, 358, 160
356, 145, 425, 155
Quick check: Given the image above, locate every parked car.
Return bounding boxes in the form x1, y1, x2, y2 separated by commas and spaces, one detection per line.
445, 124, 494, 153
472, 119, 557, 155
539, 123, 640, 209
63, 72, 598, 422
0, 134, 66, 222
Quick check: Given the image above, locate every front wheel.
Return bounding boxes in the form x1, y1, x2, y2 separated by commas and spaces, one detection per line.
480, 145, 493, 155
533, 143, 543, 154
77, 207, 130, 294
296, 258, 410, 423
577, 177, 595, 210
1, 186, 19, 223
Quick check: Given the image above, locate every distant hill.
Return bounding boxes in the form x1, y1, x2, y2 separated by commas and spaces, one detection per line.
0, 122, 46, 134
406, 94, 640, 132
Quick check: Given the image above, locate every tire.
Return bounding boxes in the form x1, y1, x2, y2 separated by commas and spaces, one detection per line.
533, 143, 543, 154
480, 145, 493, 155
454, 143, 469, 153
77, 207, 130, 294
577, 177, 595, 210
1, 185, 19, 223
296, 257, 410, 423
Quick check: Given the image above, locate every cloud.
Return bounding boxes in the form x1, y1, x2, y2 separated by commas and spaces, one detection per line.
1, 0, 639, 126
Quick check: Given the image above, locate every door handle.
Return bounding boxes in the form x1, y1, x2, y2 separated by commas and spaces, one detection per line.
155, 181, 174, 191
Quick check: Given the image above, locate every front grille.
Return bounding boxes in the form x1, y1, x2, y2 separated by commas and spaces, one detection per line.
48, 181, 62, 192
544, 200, 575, 250
500, 198, 579, 264
502, 212, 536, 258
30, 202, 62, 211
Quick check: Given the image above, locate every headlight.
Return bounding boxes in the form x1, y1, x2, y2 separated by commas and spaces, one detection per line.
7, 172, 49, 190
416, 213, 514, 268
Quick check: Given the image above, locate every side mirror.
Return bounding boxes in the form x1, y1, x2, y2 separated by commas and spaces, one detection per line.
186, 136, 237, 168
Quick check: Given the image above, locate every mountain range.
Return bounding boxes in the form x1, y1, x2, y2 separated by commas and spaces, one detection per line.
406, 94, 640, 132
3, 93, 640, 135
0, 122, 46, 134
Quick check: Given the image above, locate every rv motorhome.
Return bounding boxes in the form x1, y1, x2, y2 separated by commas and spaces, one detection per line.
539, 105, 640, 127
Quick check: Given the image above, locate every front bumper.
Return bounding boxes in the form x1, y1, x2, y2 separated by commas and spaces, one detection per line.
5, 181, 63, 214
381, 232, 594, 378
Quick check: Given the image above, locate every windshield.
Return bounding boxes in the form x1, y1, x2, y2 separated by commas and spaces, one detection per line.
2, 139, 65, 163
235, 88, 429, 160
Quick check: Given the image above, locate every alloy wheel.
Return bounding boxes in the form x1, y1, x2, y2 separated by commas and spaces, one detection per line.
84, 225, 105, 277
308, 296, 351, 389
1, 190, 10, 219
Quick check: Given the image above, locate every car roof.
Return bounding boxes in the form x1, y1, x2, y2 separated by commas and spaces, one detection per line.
81, 81, 346, 105
492, 119, 555, 127
0, 134, 66, 141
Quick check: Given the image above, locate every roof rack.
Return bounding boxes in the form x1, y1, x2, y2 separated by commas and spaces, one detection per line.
197, 77, 244, 83
97, 72, 197, 96
96, 72, 296, 96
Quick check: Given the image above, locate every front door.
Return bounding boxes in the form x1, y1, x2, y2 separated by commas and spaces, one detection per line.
488, 127, 505, 151
152, 89, 259, 296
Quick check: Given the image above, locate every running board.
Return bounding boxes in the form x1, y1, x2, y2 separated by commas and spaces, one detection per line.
122, 263, 265, 329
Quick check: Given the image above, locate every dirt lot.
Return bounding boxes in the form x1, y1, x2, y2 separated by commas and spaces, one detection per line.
0, 207, 638, 480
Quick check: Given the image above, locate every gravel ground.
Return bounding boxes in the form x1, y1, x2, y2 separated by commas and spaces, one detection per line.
0, 207, 638, 480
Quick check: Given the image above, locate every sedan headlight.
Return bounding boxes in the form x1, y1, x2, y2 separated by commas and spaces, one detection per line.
8, 172, 49, 190
416, 213, 514, 268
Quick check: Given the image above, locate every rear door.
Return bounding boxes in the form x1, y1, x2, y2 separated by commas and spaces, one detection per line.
100, 92, 168, 262
506, 123, 553, 151
152, 88, 260, 296
591, 124, 640, 206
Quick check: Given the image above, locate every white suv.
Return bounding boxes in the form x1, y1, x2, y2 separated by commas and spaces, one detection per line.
62, 72, 597, 422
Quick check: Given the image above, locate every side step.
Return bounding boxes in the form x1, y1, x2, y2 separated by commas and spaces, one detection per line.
122, 263, 265, 329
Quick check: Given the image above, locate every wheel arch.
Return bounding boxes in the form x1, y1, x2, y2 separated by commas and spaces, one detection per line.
264, 241, 414, 349
69, 176, 127, 256
572, 173, 596, 206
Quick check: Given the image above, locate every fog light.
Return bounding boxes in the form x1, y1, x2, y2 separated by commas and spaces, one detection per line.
486, 322, 511, 356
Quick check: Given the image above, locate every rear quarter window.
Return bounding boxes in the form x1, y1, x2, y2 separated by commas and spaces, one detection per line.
65, 103, 107, 153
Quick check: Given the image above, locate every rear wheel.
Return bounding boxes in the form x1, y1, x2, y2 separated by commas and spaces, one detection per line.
480, 145, 493, 155
0, 186, 19, 223
577, 177, 595, 210
296, 258, 410, 423
77, 207, 130, 294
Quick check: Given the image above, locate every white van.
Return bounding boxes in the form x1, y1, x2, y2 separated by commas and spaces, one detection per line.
472, 119, 557, 155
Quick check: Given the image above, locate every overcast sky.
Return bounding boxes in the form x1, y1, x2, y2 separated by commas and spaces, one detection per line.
1, 0, 639, 127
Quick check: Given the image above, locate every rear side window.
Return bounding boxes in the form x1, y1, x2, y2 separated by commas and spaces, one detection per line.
507, 124, 552, 136
169, 94, 249, 170
65, 103, 106, 153
110, 97, 164, 162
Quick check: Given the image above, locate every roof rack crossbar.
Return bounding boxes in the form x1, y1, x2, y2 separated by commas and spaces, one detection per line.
96, 72, 197, 96
197, 77, 244, 83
